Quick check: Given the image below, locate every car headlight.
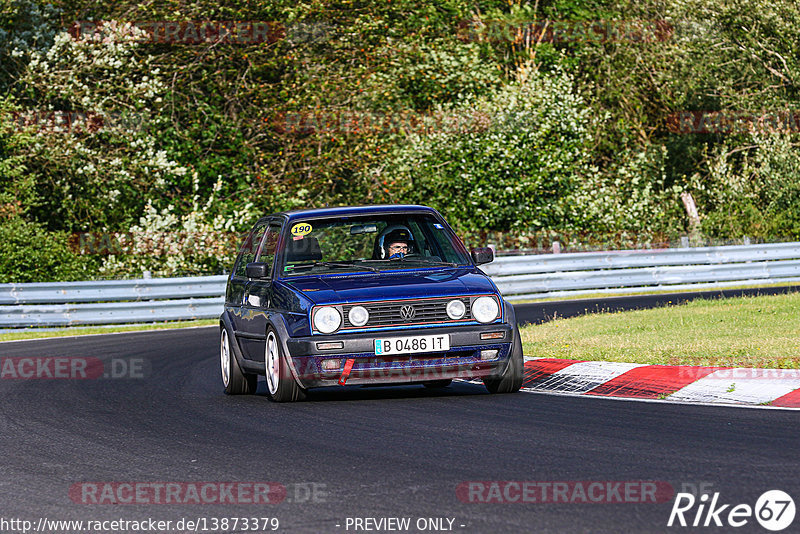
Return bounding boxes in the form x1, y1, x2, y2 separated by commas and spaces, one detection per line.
313, 306, 342, 334
446, 299, 466, 320
348, 305, 369, 327
471, 296, 499, 324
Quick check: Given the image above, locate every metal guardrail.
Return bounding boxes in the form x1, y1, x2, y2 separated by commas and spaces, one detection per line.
0, 276, 228, 328
1, 242, 799, 327
483, 241, 800, 301
1, 297, 225, 327
0, 275, 228, 305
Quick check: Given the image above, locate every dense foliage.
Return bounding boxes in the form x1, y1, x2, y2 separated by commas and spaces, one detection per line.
1, 0, 798, 280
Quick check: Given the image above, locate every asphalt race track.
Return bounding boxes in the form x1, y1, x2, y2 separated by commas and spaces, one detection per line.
2, 327, 799, 533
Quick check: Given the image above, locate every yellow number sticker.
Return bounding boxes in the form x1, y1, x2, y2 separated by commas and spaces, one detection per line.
291, 223, 313, 237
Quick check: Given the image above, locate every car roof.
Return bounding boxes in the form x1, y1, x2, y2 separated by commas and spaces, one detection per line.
269, 204, 439, 223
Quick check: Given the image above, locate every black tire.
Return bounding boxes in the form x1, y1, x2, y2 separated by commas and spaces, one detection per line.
423, 379, 452, 388
264, 328, 306, 402
483, 326, 524, 394
220, 326, 257, 395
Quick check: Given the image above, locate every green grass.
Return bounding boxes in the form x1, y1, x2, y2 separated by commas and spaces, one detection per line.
510, 281, 800, 304
520, 292, 800, 368
0, 319, 218, 342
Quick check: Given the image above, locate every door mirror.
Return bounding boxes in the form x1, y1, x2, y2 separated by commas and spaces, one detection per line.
470, 247, 494, 265
245, 262, 271, 279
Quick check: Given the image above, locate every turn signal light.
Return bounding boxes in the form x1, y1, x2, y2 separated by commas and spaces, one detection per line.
316, 342, 344, 350
480, 332, 505, 340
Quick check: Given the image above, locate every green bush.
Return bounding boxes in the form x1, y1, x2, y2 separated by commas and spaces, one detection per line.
387, 67, 593, 235
2, 0, 800, 283
0, 217, 99, 282
697, 133, 800, 240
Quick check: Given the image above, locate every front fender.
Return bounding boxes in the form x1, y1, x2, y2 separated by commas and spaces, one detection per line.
504, 298, 518, 329
219, 311, 249, 372
221, 310, 304, 390
265, 312, 306, 390
489, 299, 520, 378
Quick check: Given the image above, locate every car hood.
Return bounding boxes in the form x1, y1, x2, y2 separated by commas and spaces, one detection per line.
277, 268, 497, 305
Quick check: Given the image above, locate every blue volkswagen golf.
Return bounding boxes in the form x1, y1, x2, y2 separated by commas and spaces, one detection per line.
219, 205, 523, 402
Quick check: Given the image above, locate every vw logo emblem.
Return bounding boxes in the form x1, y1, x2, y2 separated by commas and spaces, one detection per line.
399, 305, 416, 321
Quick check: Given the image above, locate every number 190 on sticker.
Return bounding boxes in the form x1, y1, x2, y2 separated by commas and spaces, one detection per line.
374, 334, 450, 355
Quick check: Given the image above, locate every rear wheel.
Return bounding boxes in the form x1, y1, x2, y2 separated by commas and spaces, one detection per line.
265, 328, 306, 402
423, 379, 452, 388
220, 327, 257, 395
483, 327, 523, 394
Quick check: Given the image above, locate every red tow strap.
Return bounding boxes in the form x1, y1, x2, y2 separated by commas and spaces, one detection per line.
338, 358, 355, 386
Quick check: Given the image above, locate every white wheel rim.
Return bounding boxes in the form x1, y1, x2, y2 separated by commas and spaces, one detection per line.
220, 329, 230, 387
266, 332, 280, 395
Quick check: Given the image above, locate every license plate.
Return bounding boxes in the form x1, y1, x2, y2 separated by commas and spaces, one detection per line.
374, 334, 450, 355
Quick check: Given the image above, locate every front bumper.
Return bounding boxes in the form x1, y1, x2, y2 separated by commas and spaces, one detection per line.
285, 323, 514, 388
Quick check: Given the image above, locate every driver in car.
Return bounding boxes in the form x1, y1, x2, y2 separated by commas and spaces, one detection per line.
387, 238, 409, 259
378, 227, 414, 259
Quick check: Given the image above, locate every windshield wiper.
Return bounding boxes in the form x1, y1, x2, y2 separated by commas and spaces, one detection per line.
312, 261, 380, 273
420, 260, 460, 267
386, 257, 459, 268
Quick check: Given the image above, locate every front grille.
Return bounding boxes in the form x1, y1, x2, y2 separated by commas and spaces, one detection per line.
342, 297, 472, 329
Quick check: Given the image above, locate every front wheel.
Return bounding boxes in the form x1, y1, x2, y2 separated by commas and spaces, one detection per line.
221, 327, 257, 395
265, 328, 306, 402
483, 327, 524, 394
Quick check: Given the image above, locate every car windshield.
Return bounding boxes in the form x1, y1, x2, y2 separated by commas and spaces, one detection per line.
279, 213, 471, 277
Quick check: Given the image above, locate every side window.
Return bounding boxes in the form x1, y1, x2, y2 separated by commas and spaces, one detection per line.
234, 221, 269, 277
420, 219, 461, 263
256, 223, 282, 275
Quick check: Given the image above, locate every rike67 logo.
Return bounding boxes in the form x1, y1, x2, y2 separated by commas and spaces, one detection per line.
668, 490, 795, 531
